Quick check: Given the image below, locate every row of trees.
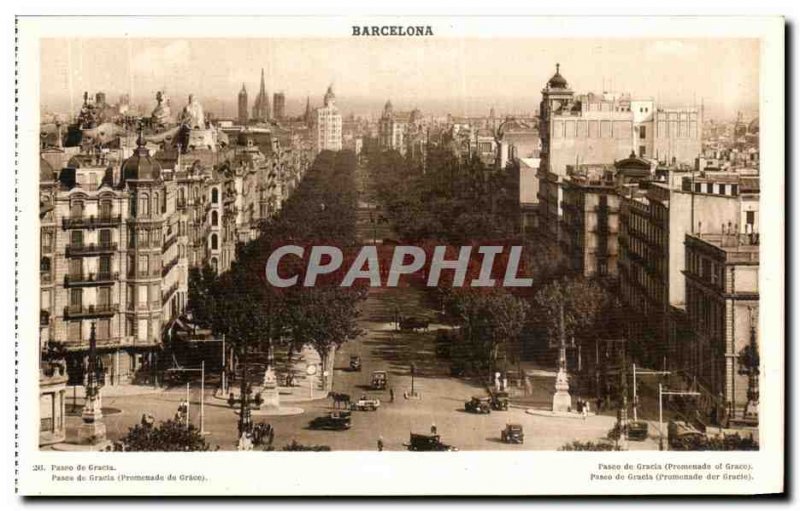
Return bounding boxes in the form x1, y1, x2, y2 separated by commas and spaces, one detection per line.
188, 150, 366, 389
366, 147, 622, 384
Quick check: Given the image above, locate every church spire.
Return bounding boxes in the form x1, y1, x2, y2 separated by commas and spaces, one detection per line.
260, 68, 266, 94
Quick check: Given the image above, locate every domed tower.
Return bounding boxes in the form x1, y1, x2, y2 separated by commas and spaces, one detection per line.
539, 63, 574, 175
121, 132, 166, 347
238, 83, 249, 126
323, 85, 336, 108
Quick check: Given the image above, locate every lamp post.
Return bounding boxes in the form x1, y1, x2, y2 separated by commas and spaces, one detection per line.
410, 363, 416, 397
78, 322, 107, 446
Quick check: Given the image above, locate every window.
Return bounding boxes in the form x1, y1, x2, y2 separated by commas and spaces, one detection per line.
211, 188, 219, 204
211, 234, 218, 250
99, 255, 111, 276
69, 288, 82, 307
41, 231, 53, 253
68, 321, 81, 342
97, 319, 110, 340
69, 258, 82, 277
99, 201, 112, 218
211, 211, 219, 226
638, 145, 646, 157
706, 183, 713, 194
639, 125, 646, 139
99, 229, 111, 246
746, 211, 755, 227
694, 183, 702, 193
70, 230, 83, 246
97, 287, 111, 306
70, 201, 84, 218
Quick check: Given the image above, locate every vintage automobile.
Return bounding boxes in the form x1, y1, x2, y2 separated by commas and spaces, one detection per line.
404, 433, 458, 451
627, 421, 650, 441
399, 316, 430, 332
489, 390, 510, 411
308, 410, 352, 431
350, 397, 381, 411
349, 355, 362, 372
371, 370, 388, 390
501, 423, 524, 444
668, 420, 706, 448
464, 396, 492, 414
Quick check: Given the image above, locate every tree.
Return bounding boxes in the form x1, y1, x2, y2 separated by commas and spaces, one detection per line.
283, 286, 365, 388
449, 288, 530, 380
533, 277, 614, 362
117, 418, 211, 451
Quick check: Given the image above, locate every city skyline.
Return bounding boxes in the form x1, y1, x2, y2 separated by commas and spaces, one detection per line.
40, 38, 759, 120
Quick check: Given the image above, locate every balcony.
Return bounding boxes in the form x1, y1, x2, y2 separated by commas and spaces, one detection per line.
65, 242, 118, 257
162, 282, 179, 305
162, 234, 178, 253
64, 271, 119, 287
63, 303, 119, 319
62, 215, 122, 230
161, 256, 180, 277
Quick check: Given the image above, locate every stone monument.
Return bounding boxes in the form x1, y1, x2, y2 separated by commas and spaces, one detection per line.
259, 344, 280, 410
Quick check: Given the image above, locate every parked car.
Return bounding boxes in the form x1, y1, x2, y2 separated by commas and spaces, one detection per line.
349, 355, 362, 372
489, 390, 510, 411
371, 370, 388, 390
404, 433, 458, 451
465, 396, 492, 414
668, 420, 705, 448
627, 421, 649, 441
350, 398, 380, 411
501, 423, 524, 444
399, 316, 429, 332
309, 410, 352, 431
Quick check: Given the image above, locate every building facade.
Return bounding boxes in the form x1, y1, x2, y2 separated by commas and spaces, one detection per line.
273, 92, 285, 122
238, 84, 248, 125
39, 93, 309, 388
378, 100, 406, 153
684, 232, 759, 420
310, 86, 343, 154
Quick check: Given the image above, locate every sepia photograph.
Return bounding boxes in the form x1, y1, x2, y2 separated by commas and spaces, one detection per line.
14, 14, 784, 496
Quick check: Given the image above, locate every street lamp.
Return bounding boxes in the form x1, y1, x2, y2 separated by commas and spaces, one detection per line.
410, 363, 416, 397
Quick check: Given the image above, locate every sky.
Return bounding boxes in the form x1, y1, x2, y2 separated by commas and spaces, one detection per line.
40, 38, 759, 120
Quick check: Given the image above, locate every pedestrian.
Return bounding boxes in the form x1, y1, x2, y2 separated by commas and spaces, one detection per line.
431, 423, 437, 435
582, 402, 588, 421
585, 400, 591, 416
377, 436, 384, 452
596, 396, 603, 413
389, 388, 394, 403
